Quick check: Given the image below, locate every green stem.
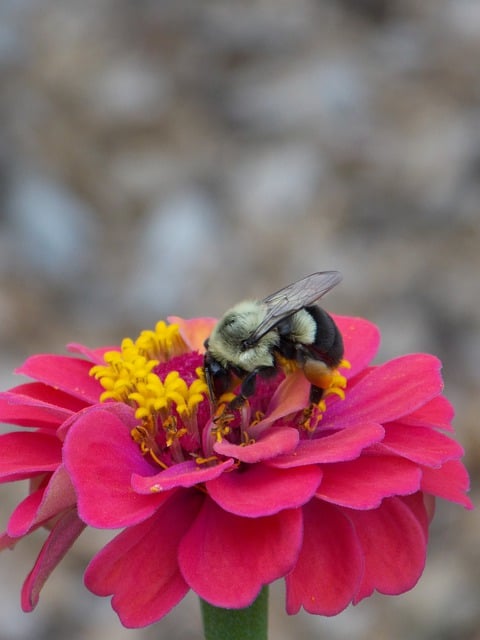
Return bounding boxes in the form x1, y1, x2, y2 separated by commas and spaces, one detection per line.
200, 586, 269, 640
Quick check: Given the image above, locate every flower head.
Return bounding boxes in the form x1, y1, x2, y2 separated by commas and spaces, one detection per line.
0, 315, 472, 627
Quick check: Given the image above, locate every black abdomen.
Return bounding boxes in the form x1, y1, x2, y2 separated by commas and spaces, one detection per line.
305, 305, 344, 368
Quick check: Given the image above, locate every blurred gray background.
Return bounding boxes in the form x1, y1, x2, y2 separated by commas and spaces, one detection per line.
0, 1, 479, 639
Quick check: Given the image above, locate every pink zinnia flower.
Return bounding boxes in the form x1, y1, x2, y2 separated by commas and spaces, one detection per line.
0, 316, 472, 627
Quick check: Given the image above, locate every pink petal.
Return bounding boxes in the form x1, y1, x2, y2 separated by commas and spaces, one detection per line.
33, 466, 77, 520
206, 464, 322, 517
401, 492, 430, 536
178, 498, 302, 608
10, 381, 90, 412
399, 395, 455, 432
0, 389, 73, 429
131, 458, 235, 494
324, 354, 444, 427
21, 508, 85, 611
316, 456, 422, 509
269, 423, 385, 468
63, 407, 170, 528
168, 316, 217, 353
250, 372, 310, 435
16, 354, 102, 404
85, 491, 202, 628
421, 460, 473, 509
7, 489, 44, 537
8, 466, 77, 537
55, 399, 132, 441
347, 496, 427, 602
214, 427, 299, 463
286, 500, 363, 615
67, 342, 119, 365
0, 432, 61, 481
332, 315, 381, 377
0, 531, 20, 551
378, 423, 465, 468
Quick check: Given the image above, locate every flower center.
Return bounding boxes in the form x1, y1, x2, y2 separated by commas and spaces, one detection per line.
90, 320, 349, 468
90, 322, 209, 467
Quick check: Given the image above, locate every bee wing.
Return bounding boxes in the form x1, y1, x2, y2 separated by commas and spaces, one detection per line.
245, 271, 342, 345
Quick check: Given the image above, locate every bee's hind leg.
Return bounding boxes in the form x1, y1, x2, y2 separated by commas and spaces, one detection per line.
309, 384, 325, 404
300, 360, 333, 431
301, 359, 347, 430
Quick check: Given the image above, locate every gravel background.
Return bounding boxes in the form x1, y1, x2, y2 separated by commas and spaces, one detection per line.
0, 1, 479, 639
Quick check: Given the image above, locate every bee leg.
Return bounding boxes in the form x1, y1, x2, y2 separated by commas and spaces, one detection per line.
228, 393, 248, 412
300, 360, 334, 430
227, 369, 259, 411
309, 385, 324, 404
303, 358, 335, 392
298, 385, 325, 429
210, 372, 256, 422
213, 400, 235, 423
229, 365, 276, 411
211, 382, 250, 424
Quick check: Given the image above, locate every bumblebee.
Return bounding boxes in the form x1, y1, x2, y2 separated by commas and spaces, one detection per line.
203, 271, 344, 418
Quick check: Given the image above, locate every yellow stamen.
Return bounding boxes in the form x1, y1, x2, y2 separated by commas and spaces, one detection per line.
241, 432, 256, 446
322, 368, 348, 400
211, 393, 237, 425
90, 320, 208, 460
300, 404, 321, 433
211, 420, 232, 443
92, 332, 206, 420
163, 416, 188, 447
135, 321, 188, 361
131, 422, 168, 469
250, 410, 265, 426
90, 340, 159, 404
195, 455, 219, 466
